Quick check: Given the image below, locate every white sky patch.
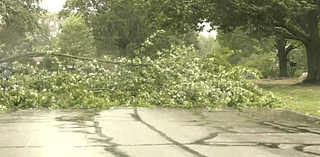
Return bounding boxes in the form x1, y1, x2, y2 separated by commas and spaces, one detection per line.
200, 22, 217, 37
40, 0, 67, 12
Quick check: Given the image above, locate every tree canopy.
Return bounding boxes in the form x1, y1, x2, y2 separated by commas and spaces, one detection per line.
216, 28, 275, 64
56, 14, 96, 56
60, 0, 199, 58
0, 0, 45, 56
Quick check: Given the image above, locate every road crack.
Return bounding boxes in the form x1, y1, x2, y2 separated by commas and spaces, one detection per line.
131, 108, 208, 157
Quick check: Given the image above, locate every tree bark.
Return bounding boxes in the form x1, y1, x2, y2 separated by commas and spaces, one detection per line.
276, 36, 289, 77
304, 43, 320, 83
303, 9, 320, 83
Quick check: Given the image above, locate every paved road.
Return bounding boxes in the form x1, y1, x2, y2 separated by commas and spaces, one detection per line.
0, 107, 319, 157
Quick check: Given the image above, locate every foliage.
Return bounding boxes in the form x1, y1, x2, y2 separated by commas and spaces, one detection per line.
0, 59, 113, 110
0, 0, 45, 57
32, 13, 61, 50
60, 0, 158, 57
60, 0, 199, 58
16, 13, 62, 56
217, 28, 276, 65
56, 14, 96, 56
134, 29, 199, 59
89, 0, 152, 57
0, 62, 13, 81
134, 0, 203, 33
0, 43, 282, 111
197, 35, 220, 58
239, 52, 279, 78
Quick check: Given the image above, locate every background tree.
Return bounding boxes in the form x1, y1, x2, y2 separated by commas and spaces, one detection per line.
60, 0, 199, 58
239, 52, 279, 78
0, 0, 45, 57
217, 28, 275, 65
16, 12, 62, 55
197, 35, 220, 58
55, 14, 96, 57
33, 13, 61, 50
89, 0, 152, 57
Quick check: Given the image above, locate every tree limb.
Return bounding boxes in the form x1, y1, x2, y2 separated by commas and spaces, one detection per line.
0, 52, 148, 66
285, 44, 301, 56
0, 53, 45, 63
282, 34, 305, 43
274, 23, 308, 43
296, 15, 308, 33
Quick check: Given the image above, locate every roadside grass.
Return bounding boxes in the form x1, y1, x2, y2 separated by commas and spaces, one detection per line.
253, 79, 320, 116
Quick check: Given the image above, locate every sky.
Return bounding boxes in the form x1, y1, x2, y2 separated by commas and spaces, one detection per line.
200, 23, 217, 37
40, 0, 216, 36
40, 0, 66, 12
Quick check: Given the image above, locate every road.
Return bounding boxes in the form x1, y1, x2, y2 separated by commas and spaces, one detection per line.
0, 107, 319, 157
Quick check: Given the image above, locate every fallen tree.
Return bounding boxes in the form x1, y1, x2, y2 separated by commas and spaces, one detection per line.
0, 45, 282, 111
0, 52, 147, 66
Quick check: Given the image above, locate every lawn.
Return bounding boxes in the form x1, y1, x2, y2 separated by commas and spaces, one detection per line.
253, 79, 320, 117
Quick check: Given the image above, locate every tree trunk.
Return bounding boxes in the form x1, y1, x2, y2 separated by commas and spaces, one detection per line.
117, 38, 131, 57
304, 43, 320, 83
304, 9, 320, 83
276, 36, 289, 77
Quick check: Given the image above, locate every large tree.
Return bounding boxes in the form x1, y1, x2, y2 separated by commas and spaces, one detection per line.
137, 0, 320, 82
56, 14, 96, 56
207, 0, 315, 80
0, 0, 45, 57
60, 0, 154, 57
34, 13, 61, 48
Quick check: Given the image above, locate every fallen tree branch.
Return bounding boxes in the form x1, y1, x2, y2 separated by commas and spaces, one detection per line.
0, 53, 45, 63
0, 52, 148, 66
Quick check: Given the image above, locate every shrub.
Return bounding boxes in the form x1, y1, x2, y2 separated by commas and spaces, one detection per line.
239, 52, 279, 78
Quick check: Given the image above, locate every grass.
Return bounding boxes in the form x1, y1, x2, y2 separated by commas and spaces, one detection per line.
252, 78, 320, 117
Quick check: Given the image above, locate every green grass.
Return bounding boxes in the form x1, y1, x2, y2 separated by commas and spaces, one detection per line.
254, 79, 320, 116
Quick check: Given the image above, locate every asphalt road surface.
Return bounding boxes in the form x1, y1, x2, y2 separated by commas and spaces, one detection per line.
0, 107, 319, 157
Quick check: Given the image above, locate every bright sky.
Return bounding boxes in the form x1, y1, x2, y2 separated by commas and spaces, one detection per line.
200, 23, 217, 37
40, 0, 66, 12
